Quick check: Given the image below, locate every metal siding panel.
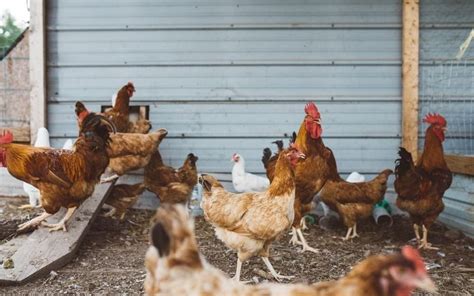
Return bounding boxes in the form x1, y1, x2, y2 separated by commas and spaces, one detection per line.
48, 0, 401, 29
47, 3, 401, 187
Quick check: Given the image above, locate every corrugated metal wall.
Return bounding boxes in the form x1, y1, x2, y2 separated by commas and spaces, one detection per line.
419, 0, 474, 237
46, 0, 402, 184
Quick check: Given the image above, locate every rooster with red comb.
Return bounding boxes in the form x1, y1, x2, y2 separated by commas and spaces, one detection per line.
395, 112, 452, 249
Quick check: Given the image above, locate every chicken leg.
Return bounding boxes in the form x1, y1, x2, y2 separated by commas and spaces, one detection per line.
418, 225, 439, 250
300, 217, 308, 231
17, 212, 52, 232
101, 174, 119, 183
295, 228, 319, 253
413, 224, 421, 241
232, 258, 243, 282
289, 227, 300, 245
261, 257, 294, 282
41, 207, 77, 232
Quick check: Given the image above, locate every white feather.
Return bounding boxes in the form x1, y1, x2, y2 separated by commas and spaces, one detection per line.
111, 93, 117, 107
346, 171, 365, 183
231, 153, 270, 193
62, 139, 74, 150
23, 127, 51, 206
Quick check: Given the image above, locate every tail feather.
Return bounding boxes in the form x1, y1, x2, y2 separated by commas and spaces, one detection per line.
395, 147, 414, 178
262, 147, 272, 168
272, 140, 284, 152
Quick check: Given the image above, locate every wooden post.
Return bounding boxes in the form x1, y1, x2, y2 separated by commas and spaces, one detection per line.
29, 0, 47, 144
402, 0, 420, 160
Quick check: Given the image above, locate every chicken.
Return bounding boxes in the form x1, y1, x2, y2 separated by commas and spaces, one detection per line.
76, 101, 168, 183
0, 111, 116, 232
145, 204, 436, 296
199, 147, 305, 282
231, 153, 270, 192
319, 165, 392, 240
395, 113, 452, 250
20, 127, 51, 209
103, 183, 146, 220
104, 82, 152, 134
145, 152, 199, 205
263, 103, 333, 252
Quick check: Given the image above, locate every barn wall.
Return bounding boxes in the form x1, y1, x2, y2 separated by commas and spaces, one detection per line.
419, 0, 474, 237
46, 0, 402, 188
0, 31, 30, 196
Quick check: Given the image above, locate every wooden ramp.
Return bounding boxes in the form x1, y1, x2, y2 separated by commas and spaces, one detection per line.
0, 182, 115, 285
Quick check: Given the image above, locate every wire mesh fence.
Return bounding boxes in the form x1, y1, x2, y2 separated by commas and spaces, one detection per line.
419, 40, 474, 156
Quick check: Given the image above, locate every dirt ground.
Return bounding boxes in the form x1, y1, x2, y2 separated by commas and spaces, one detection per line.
1, 196, 473, 295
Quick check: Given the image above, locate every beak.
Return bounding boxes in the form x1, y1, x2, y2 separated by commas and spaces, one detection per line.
316, 119, 322, 125
442, 127, 448, 132
413, 276, 437, 293
299, 152, 306, 160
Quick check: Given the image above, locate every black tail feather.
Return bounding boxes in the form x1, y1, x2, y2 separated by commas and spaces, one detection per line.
395, 147, 414, 178
272, 140, 284, 152
262, 147, 272, 168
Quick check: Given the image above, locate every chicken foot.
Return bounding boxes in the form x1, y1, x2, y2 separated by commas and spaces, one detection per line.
17, 212, 52, 232
41, 207, 77, 232
17, 204, 42, 210
418, 225, 439, 250
231, 258, 252, 283
413, 224, 421, 241
342, 224, 359, 240
261, 257, 294, 282
289, 227, 301, 245
295, 228, 319, 253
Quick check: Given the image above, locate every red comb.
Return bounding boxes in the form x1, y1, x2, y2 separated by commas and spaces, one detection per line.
305, 102, 320, 119
402, 246, 426, 273
0, 130, 13, 144
423, 113, 447, 127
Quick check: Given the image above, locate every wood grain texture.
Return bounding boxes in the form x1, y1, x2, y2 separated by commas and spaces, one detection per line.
402, 0, 420, 161
445, 154, 474, 176
29, 0, 47, 145
0, 181, 115, 285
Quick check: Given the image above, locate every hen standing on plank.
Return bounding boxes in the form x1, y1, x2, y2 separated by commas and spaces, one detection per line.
0, 111, 115, 232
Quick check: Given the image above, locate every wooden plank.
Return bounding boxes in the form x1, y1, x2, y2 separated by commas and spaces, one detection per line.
1, 127, 30, 143
402, 0, 420, 161
445, 154, 474, 176
29, 0, 47, 145
0, 181, 115, 285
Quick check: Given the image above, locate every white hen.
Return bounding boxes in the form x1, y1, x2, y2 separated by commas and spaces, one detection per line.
21, 128, 51, 207
231, 153, 270, 192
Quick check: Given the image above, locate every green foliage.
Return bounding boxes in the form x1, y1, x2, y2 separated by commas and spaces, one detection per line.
0, 11, 23, 52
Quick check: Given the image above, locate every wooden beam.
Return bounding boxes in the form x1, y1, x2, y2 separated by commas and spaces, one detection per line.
6, 127, 30, 143
0, 181, 116, 285
445, 154, 474, 176
29, 0, 47, 145
402, 0, 420, 160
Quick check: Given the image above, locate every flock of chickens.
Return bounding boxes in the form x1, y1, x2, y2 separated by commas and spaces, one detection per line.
0, 81, 453, 295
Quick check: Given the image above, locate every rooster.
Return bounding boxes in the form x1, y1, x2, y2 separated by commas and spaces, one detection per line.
145, 152, 199, 205
0, 111, 116, 232
395, 113, 452, 250
200, 147, 305, 282
231, 153, 270, 192
105, 82, 151, 134
145, 204, 436, 296
263, 103, 333, 252
76, 101, 168, 183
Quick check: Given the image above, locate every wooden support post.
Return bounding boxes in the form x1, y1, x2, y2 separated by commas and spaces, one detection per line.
402, 0, 420, 160
29, 0, 47, 144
